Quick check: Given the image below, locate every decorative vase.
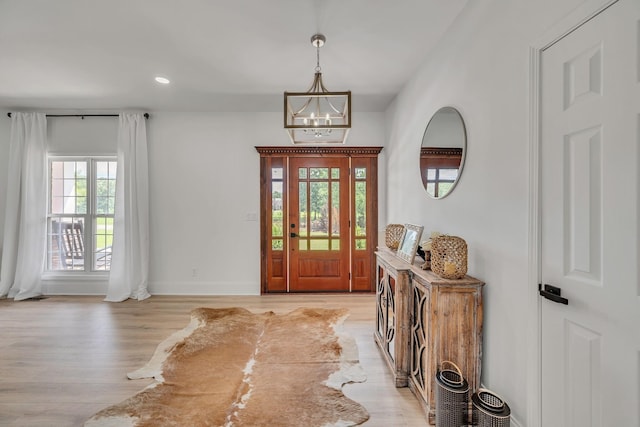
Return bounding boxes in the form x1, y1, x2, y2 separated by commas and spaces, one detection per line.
431, 235, 468, 279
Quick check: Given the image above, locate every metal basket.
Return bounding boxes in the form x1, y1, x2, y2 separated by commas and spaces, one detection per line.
435, 361, 469, 427
471, 388, 510, 426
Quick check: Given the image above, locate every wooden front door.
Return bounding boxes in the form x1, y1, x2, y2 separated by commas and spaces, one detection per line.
288, 157, 350, 291
257, 146, 381, 293
539, 0, 640, 424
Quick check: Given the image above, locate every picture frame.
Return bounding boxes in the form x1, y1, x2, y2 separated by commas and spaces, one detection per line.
396, 223, 424, 264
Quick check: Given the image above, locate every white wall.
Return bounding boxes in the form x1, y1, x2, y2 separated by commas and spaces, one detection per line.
383, 0, 587, 425
147, 111, 385, 295
48, 116, 118, 155
0, 110, 386, 295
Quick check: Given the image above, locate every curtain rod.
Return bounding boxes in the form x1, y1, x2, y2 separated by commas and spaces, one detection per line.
7, 113, 150, 119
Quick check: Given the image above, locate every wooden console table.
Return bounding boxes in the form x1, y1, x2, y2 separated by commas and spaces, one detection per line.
374, 248, 484, 424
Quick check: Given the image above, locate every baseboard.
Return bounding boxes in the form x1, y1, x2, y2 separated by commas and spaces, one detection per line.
149, 281, 260, 296
41, 276, 108, 295
40, 279, 260, 296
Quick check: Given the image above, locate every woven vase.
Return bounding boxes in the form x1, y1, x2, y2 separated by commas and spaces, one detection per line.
385, 224, 405, 250
431, 235, 467, 279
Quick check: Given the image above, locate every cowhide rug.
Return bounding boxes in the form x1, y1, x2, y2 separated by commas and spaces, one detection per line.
85, 307, 369, 427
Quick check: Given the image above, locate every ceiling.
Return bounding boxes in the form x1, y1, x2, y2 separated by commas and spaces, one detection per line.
0, 0, 468, 113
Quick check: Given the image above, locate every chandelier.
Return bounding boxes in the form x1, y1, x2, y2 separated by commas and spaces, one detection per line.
284, 34, 351, 144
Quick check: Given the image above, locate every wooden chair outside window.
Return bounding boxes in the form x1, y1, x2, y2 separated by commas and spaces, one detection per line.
61, 222, 85, 269
52, 220, 111, 270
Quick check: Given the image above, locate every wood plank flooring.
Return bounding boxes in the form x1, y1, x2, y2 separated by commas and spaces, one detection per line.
0, 294, 428, 426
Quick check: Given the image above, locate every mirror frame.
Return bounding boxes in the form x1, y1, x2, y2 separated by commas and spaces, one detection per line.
420, 106, 467, 199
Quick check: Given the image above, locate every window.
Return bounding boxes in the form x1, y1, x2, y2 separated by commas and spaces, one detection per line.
420, 147, 463, 198
425, 167, 458, 198
47, 158, 116, 272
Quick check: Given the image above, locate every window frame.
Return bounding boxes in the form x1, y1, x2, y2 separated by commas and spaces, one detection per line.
45, 155, 117, 275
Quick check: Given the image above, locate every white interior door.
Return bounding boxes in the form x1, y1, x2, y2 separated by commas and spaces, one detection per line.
540, 0, 640, 425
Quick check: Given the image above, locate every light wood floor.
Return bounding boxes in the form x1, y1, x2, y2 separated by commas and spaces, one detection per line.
0, 294, 428, 426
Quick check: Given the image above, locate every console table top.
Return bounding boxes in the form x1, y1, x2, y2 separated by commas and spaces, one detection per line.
376, 247, 485, 287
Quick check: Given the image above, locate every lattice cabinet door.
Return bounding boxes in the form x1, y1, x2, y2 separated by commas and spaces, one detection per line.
373, 251, 411, 387
408, 269, 484, 424
410, 281, 430, 397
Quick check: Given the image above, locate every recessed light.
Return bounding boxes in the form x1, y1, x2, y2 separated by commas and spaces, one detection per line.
154, 76, 170, 84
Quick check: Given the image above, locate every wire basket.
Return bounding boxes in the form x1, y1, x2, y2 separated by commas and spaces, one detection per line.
471, 388, 511, 426
435, 361, 469, 427
431, 235, 468, 279
385, 224, 405, 250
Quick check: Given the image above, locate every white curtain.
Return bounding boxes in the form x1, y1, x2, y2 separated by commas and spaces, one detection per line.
105, 113, 150, 302
0, 113, 48, 300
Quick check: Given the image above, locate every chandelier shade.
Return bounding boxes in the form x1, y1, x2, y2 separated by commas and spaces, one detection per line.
284, 34, 351, 144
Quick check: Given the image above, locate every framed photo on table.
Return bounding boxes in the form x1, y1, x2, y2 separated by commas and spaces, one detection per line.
396, 224, 424, 264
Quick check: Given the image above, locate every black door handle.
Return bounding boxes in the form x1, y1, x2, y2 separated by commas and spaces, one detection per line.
539, 284, 568, 305
290, 232, 298, 238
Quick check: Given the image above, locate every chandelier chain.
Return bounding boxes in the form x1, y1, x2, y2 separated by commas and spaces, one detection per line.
315, 44, 321, 72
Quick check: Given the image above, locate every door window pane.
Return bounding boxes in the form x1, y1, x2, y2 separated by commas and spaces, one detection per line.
310, 182, 328, 237
355, 181, 366, 238
272, 167, 283, 179
331, 181, 340, 236
310, 167, 329, 179
310, 239, 330, 250
272, 182, 283, 238
299, 182, 308, 237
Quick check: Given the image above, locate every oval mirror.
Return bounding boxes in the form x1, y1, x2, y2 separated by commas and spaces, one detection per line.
420, 107, 467, 199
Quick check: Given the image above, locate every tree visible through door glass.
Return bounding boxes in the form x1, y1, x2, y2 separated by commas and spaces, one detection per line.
355, 167, 367, 250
